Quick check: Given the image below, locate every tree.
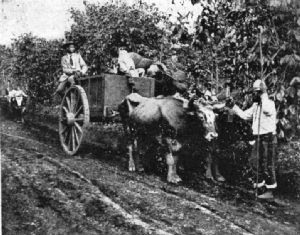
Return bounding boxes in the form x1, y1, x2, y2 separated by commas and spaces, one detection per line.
187, 0, 300, 90
0, 45, 13, 94
68, 2, 169, 75
3, 0, 300, 104
11, 34, 63, 102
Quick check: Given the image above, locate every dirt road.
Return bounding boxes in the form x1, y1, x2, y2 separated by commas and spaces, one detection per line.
1, 114, 300, 235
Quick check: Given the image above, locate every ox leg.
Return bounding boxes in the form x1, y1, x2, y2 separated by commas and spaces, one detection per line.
134, 138, 144, 172
166, 153, 182, 183
128, 140, 136, 172
165, 138, 182, 184
21, 108, 25, 123
172, 154, 182, 182
205, 152, 214, 181
213, 157, 225, 182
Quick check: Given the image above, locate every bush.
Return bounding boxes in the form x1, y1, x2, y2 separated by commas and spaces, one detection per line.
68, 2, 169, 75
11, 34, 63, 103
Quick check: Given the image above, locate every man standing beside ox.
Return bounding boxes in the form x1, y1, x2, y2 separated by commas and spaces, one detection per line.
226, 79, 277, 199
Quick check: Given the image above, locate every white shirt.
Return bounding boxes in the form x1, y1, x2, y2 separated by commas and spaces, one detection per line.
118, 50, 135, 74
232, 93, 276, 135
61, 53, 88, 75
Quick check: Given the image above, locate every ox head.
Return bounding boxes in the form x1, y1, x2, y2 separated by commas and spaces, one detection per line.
188, 98, 218, 142
147, 62, 168, 77
147, 62, 188, 96
11, 96, 25, 108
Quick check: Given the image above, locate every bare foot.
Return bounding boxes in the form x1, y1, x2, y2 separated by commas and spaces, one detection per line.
128, 160, 136, 172
167, 173, 182, 184
216, 175, 225, 182
205, 169, 214, 181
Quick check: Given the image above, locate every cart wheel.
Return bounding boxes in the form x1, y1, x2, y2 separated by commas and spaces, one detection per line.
59, 85, 89, 155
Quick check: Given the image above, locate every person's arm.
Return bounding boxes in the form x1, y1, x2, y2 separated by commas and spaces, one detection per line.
118, 61, 129, 74
78, 54, 88, 75
61, 57, 74, 75
232, 104, 254, 121
21, 90, 28, 97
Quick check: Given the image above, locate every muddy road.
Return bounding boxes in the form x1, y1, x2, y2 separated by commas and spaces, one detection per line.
1, 113, 300, 235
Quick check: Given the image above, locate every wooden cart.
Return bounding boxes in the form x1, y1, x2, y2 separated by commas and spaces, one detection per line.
58, 74, 155, 155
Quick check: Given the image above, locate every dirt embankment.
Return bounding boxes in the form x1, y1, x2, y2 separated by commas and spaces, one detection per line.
1, 106, 300, 235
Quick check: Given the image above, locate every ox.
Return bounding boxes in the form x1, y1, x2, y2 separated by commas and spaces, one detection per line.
118, 93, 219, 183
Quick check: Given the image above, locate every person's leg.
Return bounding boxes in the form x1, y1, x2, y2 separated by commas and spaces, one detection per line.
54, 80, 67, 98
250, 139, 265, 188
67, 75, 75, 85
211, 143, 225, 182
257, 135, 275, 199
261, 137, 269, 182
266, 135, 277, 188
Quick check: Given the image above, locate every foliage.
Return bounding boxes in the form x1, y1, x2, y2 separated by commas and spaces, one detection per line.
0, 45, 14, 95
0, 0, 300, 104
10, 34, 63, 102
68, 2, 169, 75
184, 0, 300, 90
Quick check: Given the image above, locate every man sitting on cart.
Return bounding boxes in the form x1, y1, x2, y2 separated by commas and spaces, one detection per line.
54, 40, 88, 98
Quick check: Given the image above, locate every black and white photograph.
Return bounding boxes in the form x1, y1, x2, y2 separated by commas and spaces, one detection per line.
0, 0, 300, 234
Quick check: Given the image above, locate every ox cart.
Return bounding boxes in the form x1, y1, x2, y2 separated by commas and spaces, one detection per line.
59, 74, 155, 155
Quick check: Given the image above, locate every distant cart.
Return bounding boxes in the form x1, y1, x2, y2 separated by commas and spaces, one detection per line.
59, 74, 155, 155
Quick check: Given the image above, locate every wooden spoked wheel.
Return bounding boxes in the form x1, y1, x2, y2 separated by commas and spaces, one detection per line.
59, 85, 90, 155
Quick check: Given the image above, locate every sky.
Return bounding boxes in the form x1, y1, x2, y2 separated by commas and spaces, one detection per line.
0, 0, 203, 46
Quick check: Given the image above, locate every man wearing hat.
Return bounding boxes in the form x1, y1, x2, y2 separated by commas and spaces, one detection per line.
54, 40, 88, 97
203, 81, 213, 101
226, 79, 277, 199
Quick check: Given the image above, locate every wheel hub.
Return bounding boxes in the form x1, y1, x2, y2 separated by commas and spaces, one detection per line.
66, 112, 75, 125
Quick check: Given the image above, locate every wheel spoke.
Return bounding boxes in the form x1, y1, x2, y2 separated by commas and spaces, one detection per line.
62, 106, 68, 114
75, 118, 84, 122
74, 122, 83, 134
68, 128, 73, 151
65, 96, 71, 111
72, 127, 76, 151
75, 105, 83, 117
73, 126, 79, 145
70, 91, 76, 113
74, 90, 80, 113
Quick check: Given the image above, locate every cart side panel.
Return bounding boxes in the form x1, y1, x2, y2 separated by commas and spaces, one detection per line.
131, 76, 155, 98
103, 74, 155, 114
78, 75, 104, 119
102, 74, 130, 114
